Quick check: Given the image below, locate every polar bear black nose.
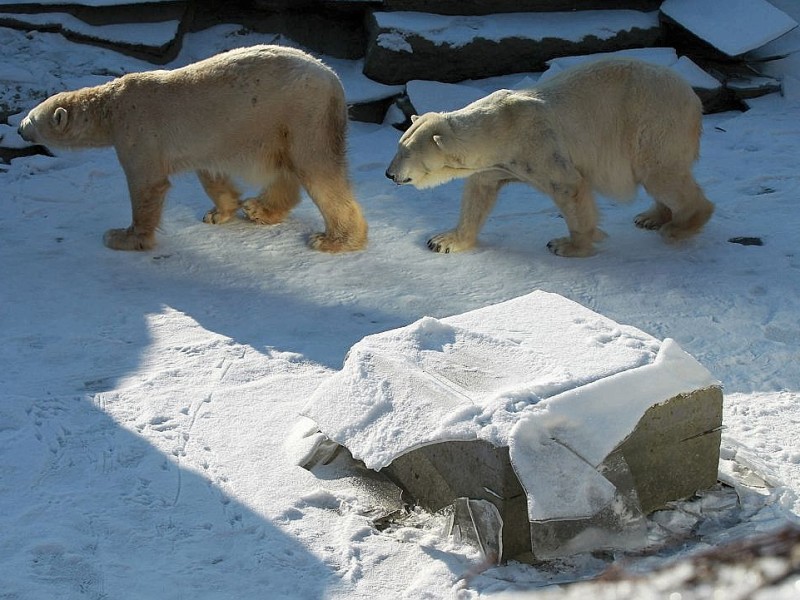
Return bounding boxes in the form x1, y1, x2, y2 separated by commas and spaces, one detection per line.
385, 169, 410, 185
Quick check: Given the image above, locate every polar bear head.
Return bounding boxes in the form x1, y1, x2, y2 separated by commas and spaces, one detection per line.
386, 112, 474, 189
18, 90, 111, 149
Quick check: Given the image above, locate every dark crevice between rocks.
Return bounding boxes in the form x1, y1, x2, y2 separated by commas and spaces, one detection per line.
0, 144, 52, 165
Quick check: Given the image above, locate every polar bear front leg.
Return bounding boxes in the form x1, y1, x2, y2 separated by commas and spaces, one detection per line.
428, 173, 505, 253
198, 170, 241, 225
546, 180, 599, 257
104, 175, 171, 251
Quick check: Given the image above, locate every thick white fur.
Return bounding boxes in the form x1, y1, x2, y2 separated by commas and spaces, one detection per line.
386, 58, 714, 256
18, 45, 367, 252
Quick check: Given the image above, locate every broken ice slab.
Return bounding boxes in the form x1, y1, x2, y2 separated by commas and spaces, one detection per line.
302, 291, 723, 560
448, 498, 504, 564
661, 0, 797, 57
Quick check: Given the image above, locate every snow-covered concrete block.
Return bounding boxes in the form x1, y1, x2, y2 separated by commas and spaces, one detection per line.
379, 1, 662, 16
303, 291, 723, 560
661, 0, 797, 57
0, 11, 182, 62
363, 10, 661, 84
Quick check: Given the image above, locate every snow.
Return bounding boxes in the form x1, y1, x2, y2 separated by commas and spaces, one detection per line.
375, 10, 659, 52
2, 16, 800, 600
662, 0, 798, 57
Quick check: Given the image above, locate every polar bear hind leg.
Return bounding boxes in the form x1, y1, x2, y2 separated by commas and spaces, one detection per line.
241, 172, 301, 225
641, 170, 714, 240
301, 168, 367, 252
199, 170, 242, 225
634, 201, 672, 230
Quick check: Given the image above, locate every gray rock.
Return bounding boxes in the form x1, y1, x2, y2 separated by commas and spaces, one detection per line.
364, 10, 662, 84
380, 1, 662, 15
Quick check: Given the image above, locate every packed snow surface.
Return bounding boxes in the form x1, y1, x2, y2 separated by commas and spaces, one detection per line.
1, 17, 800, 600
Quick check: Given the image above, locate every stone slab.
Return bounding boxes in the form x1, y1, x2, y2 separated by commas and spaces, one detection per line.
661, 0, 797, 57
0, 9, 183, 62
380, 1, 661, 15
363, 10, 661, 84
304, 291, 723, 560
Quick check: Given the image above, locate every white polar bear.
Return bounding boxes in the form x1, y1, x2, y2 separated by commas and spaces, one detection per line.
386, 58, 714, 257
18, 45, 367, 253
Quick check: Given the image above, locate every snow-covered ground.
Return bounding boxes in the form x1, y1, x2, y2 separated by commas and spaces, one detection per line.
2, 19, 800, 600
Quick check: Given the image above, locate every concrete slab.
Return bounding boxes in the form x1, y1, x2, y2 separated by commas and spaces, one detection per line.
303, 291, 723, 560
0, 11, 181, 61
363, 10, 661, 84
661, 0, 797, 57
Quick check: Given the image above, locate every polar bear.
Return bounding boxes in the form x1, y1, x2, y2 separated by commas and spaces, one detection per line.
386, 58, 713, 257
18, 45, 367, 253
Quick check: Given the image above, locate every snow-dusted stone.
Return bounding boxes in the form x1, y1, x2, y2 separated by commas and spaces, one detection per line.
0, 10, 183, 62
661, 0, 797, 57
725, 75, 782, 102
379, 1, 662, 16
363, 10, 661, 84
303, 291, 723, 560
325, 58, 404, 123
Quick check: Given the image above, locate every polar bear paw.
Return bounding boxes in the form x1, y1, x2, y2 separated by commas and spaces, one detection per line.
634, 206, 672, 231
427, 231, 475, 253
202, 208, 236, 225
241, 198, 289, 225
308, 232, 366, 253
546, 236, 596, 257
103, 227, 156, 251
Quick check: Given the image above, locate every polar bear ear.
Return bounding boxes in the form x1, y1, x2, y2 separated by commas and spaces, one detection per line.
410, 114, 419, 123
432, 134, 446, 150
51, 107, 68, 131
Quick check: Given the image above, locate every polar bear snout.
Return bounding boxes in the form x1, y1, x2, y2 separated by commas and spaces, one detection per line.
17, 117, 35, 143
386, 151, 415, 185
385, 166, 410, 185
